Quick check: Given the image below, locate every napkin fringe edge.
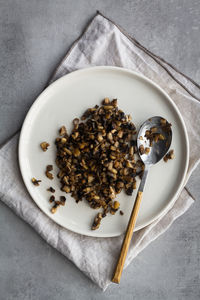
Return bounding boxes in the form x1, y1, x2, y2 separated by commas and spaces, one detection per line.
96, 11, 200, 101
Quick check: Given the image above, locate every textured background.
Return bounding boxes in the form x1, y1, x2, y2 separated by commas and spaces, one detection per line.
0, 1, 200, 299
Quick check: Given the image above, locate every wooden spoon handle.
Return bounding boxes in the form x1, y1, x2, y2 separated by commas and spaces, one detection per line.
112, 190, 143, 284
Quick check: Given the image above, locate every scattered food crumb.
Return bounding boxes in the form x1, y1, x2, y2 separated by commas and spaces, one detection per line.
60, 196, 66, 206
40, 142, 49, 151
91, 213, 102, 230
49, 195, 55, 203
164, 149, 175, 162
144, 147, 150, 155
59, 126, 67, 136
139, 145, 145, 155
45, 165, 54, 180
46, 165, 53, 171
51, 203, 59, 214
31, 178, 41, 186
47, 187, 55, 193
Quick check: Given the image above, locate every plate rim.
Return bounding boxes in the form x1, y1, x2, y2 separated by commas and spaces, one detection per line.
18, 66, 189, 237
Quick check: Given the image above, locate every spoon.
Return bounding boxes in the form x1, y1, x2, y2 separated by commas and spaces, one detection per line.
112, 116, 172, 284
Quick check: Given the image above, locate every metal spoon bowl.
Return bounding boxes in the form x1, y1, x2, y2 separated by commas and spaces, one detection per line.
112, 116, 172, 284
137, 116, 172, 165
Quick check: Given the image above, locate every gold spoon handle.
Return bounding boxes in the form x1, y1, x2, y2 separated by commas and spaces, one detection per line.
112, 167, 149, 284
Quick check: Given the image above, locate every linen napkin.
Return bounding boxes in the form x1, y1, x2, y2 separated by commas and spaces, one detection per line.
1, 12, 200, 290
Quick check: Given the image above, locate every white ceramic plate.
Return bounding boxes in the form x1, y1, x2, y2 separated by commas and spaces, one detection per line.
19, 67, 189, 237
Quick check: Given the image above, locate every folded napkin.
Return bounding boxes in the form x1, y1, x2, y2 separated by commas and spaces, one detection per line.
1, 12, 200, 290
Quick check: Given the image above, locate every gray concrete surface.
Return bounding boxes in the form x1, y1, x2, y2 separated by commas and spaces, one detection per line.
0, 0, 200, 299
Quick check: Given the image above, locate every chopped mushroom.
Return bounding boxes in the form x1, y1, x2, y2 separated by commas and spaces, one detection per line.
47, 187, 55, 193
144, 147, 150, 154
114, 201, 120, 210
60, 196, 66, 206
31, 178, 41, 186
59, 126, 67, 136
40, 142, 49, 151
150, 127, 157, 133
45, 165, 54, 180
110, 200, 120, 215
158, 133, 165, 141
49, 195, 55, 203
139, 145, 145, 155
47, 165, 53, 171
160, 118, 167, 126
164, 149, 175, 162
46, 171, 54, 180
51, 202, 59, 214
145, 121, 171, 146
103, 97, 110, 105
91, 213, 102, 230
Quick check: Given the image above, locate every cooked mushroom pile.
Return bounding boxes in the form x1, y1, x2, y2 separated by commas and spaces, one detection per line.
54, 98, 144, 227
